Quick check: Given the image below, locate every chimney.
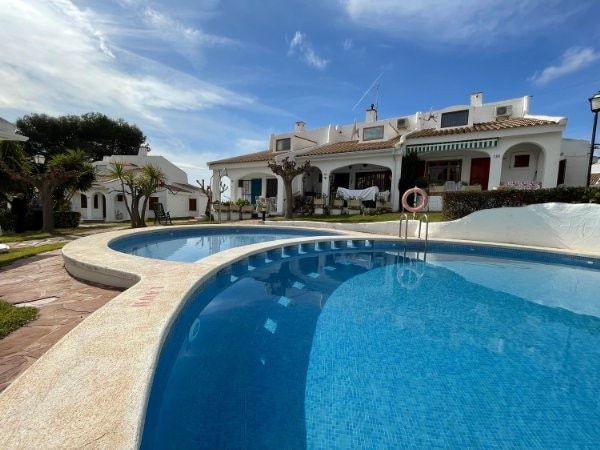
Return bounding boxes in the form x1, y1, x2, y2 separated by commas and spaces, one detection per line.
295, 121, 306, 132
470, 92, 483, 107
365, 104, 378, 123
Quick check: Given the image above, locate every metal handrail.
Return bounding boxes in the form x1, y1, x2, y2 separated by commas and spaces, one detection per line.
399, 212, 409, 244
418, 214, 429, 261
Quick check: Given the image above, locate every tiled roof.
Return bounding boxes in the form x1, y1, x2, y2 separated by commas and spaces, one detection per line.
167, 182, 202, 193
209, 150, 273, 165
207, 118, 560, 166
300, 136, 401, 157
407, 117, 558, 138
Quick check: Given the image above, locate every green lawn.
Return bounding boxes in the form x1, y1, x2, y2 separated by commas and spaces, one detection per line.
0, 224, 123, 244
0, 243, 66, 268
0, 299, 38, 339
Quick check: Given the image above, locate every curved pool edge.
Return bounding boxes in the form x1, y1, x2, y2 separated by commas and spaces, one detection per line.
0, 224, 362, 449
0, 223, 598, 449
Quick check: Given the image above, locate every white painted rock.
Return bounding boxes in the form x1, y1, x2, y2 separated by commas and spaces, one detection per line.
0, 244, 9, 254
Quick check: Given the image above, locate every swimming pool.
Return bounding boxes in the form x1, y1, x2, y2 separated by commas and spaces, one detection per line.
109, 226, 339, 262
141, 242, 600, 448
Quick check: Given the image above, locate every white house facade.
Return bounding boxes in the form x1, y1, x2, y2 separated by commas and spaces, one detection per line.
208, 93, 590, 213
73, 147, 207, 222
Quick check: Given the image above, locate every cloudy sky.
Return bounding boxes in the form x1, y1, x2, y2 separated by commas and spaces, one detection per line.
1, 0, 600, 184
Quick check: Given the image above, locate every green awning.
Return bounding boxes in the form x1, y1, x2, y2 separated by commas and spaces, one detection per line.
406, 138, 498, 153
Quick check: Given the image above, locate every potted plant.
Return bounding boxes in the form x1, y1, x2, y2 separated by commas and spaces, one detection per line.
313, 193, 327, 215
428, 180, 444, 194
236, 198, 253, 219
211, 200, 228, 221
229, 200, 240, 221
330, 194, 343, 215
348, 196, 362, 214
333, 193, 344, 208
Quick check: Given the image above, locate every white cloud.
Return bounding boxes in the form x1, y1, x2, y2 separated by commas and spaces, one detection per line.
342, 39, 353, 51
337, 0, 571, 45
0, 0, 252, 118
0, 0, 280, 185
529, 47, 600, 85
288, 31, 329, 70
142, 7, 240, 51
234, 138, 268, 153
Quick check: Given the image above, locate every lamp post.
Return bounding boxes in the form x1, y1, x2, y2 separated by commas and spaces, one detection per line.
587, 91, 600, 187
33, 154, 46, 165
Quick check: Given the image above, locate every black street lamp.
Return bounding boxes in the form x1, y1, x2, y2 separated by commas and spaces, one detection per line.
587, 91, 600, 187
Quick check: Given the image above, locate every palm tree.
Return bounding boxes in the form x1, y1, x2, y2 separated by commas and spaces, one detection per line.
108, 162, 166, 228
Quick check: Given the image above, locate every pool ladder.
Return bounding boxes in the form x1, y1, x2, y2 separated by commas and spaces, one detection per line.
399, 213, 429, 260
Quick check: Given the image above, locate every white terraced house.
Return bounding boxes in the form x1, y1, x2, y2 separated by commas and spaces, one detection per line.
72, 146, 207, 222
208, 93, 589, 213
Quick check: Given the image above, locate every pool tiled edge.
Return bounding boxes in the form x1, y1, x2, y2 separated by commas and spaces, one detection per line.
0, 223, 598, 449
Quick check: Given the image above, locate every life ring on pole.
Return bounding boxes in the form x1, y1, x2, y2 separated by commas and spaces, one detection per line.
401, 187, 428, 213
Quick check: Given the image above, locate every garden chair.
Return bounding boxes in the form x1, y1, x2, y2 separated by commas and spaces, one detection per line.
153, 203, 172, 225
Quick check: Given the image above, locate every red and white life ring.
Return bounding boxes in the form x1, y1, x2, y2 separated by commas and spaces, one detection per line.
401, 187, 428, 213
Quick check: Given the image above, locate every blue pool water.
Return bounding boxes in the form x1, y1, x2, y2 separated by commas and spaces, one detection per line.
141, 243, 600, 448
109, 227, 337, 262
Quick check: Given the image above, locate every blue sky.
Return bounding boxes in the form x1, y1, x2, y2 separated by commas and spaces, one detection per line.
1, 0, 600, 184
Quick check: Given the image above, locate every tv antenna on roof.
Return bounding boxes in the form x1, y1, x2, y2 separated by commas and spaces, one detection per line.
352, 72, 383, 112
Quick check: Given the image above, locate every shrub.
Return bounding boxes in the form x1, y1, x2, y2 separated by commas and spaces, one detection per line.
54, 211, 81, 228
0, 206, 15, 232
443, 186, 600, 220
235, 198, 250, 206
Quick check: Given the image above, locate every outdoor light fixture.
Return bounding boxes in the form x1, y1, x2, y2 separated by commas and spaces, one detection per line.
587, 91, 600, 187
33, 154, 45, 165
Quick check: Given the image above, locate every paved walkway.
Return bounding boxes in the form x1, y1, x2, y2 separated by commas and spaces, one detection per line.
0, 231, 124, 393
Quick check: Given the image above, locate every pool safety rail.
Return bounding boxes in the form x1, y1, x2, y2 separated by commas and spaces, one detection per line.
399, 213, 429, 260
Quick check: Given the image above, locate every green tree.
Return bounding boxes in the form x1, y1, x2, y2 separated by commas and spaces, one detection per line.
16, 113, 145, 162
196, 178, 228, 216
109, 162, 167, 228
50, 149, 96, 211
267, 157, 311, 219
0, 141, 29, 203
0, 145, 95, 232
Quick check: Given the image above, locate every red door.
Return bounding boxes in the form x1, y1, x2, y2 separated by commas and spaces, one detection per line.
470, 158, 490, 190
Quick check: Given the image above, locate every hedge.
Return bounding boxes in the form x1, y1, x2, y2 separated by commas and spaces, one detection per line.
54, 211, 81, 228
443, 186, 600, 220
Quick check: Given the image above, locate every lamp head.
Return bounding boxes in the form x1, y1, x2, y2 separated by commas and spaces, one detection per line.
589, 91, 600, 113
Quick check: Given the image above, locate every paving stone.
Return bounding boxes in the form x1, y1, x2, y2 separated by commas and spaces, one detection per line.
0, 240, 123, 393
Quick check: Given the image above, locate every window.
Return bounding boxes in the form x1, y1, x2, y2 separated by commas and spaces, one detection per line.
363, 126, 384, 141
116, 194, 124, 202
189, 198, 197, 211
356, 171, 392, 191
276, 138, 291, 151
266, 178, 278, 197
441, 110, 469, 128
93, 194, 99, 209
513, 154, 530, 168
426, 160, 462, 182
80, 194, 87, 208
148, 196, 159, 210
